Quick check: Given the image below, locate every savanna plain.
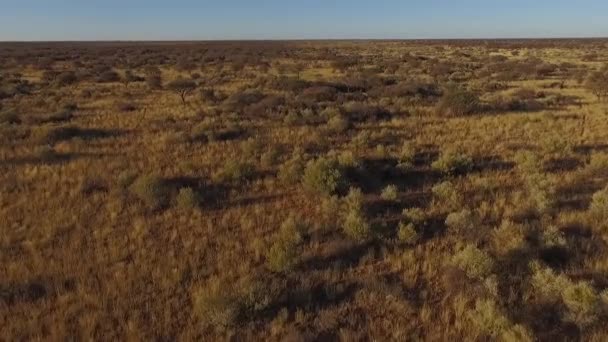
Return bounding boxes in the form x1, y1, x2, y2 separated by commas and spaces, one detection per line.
2, 39, 608, 341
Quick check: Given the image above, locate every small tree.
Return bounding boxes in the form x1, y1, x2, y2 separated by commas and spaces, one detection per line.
167, 78, 197, 105
585, 70, 608, 102
144, 66, 162, 89
122, 70, 139, 88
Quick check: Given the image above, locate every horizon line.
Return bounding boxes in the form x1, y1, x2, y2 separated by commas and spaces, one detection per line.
1, 36, 608, 44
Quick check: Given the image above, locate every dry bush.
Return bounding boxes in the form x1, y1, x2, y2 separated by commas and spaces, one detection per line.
432, 149, 474, 175
435, 85, 480, 117
586, 69, 608, 101
451, 245, 494, 280
380, 184, 398, 201
192, 277, 241, 330
397, 222, 419, 245
130, 174, 169, 210
266, 216, 306, 272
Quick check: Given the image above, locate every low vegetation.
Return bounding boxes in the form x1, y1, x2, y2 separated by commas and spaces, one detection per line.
2, 39, 608, 340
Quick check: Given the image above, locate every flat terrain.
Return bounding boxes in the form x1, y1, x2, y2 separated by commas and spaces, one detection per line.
2, 39, 608, 340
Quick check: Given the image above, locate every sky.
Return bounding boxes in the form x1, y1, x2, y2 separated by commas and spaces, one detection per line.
1, 0, 607, 41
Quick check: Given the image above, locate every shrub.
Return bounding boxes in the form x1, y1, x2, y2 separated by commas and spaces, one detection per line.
214, 159, 255, 183
266, 216, 305, 272
397, 222, 419, 245
176, 187, 199, 209
192, 277, 241, 330
167, 78, 197, 105
35, 146, 59, 162
451, 245, 494, 279
436, 85, 480, 117
562, 281, 601, 327
278, 154, 305, 185
432, 149, 474, 175
530, 263, 570, 302
56, 71, 77, 86
260, 146, 281, 168
341, 188, 372, 241
541, 225, 566, 248
326, 114, 350, 133
302, 157, 345, 196
491, 220, 528, 256
432, 181, 462, 211
97, 70, 120, 83
130, 174, 169, 210
117, 170, 138, 190
342, 208, 372, 242
445, 209, 476, 233
380, 184, 398, 201
589, 185, 608, 226
468, 299, 533, 341
402, 207, 427, 225
468, 299, 510, 338
515, 151, 556, 214
585, 70, 608, 102
398, 142, 416, 169
145, 66, 162, 89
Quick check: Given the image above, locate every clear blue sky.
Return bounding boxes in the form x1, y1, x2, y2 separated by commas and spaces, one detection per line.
1, 0, 607, 41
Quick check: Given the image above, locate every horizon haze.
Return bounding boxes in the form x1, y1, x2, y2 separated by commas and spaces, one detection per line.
1, 0, 608, 41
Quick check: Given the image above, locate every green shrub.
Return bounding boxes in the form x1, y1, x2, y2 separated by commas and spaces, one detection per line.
397, 222, 419, 245
176, 187, 200, 209
380, 184, 399, 201
342, 209, 372, 241
451, 245, 494, 279
432, 149, 474, 175
130, 174, 169, 210
302, 157, 345, 196
214, 159, 255, 183
341, 187, 371, 241
267, 216, 305, 272
436, 86, 480, 117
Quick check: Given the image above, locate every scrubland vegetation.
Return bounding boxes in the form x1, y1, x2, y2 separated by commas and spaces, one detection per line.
2, 39, 608, 340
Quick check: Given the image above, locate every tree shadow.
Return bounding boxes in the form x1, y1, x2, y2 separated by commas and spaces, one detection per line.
299, 240, 374, 272
472, 155, 516, 173
0, 152, 114, 167
544, 157, 582, 173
